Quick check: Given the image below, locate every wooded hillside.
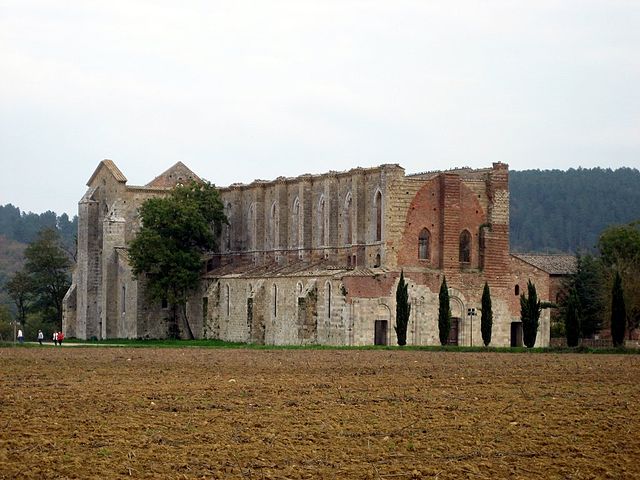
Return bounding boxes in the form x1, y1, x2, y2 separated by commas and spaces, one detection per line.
510, 167, 640, 253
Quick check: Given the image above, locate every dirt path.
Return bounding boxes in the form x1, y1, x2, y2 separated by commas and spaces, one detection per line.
1, 348, 639, 479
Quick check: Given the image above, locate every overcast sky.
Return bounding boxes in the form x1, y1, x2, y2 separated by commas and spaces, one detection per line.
1, 1, 639, 216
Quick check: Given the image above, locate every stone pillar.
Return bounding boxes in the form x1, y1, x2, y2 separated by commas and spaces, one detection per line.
75, 196, 100, 340
100, 212, 126, 339
484, 163, 510, 288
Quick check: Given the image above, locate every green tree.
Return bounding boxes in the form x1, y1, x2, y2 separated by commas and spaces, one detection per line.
520, 280, 544, 348
611, 271, 626, 347
128, 181, 226, 338
598, 222, 640, 339
438, 277, 451, 346
23, 228, 71, 330
394, 270, 410, 346
480, 282, 493, 346
573, 254, 605, 338
565, 288, 580, 347
5, 270, 33, 326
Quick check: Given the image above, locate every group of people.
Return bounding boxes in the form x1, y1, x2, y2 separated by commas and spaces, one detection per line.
16, 329, 64, 345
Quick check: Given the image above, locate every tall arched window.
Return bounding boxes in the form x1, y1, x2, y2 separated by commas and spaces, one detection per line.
247, 203, 256, 251
292, 197, 300, 248
318, 196, 325, 246
459, 230, 471, 264
224, 202, 232, 251
418, 228, 430, 260
226, 284, 231, 316
270, 202, 277, 249
344, 193, 353, 245
375, 191, 382, 242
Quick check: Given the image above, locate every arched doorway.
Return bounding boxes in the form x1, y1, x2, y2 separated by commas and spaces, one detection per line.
449, 296, 464, 346
374, 304, 391, 345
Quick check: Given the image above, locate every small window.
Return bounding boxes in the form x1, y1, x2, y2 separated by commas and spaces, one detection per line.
515, 285, 520, 296
374, 253, 381, 268
161, 297, 168, 309
459, 230, 471, 264
273, 284, 278, 317
418, 228, 430, 260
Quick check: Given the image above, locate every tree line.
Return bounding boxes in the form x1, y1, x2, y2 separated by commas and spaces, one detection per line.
510, 167, 640, 253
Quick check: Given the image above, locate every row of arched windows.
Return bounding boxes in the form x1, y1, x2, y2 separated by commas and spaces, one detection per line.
226, 189, 384, 252
417, 228, 474, 264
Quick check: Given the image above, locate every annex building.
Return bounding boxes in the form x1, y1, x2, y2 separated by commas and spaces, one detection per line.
62, 160, 574, 347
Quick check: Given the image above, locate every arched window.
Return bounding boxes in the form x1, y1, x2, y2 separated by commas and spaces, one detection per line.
292, 197, 300, 248
459, 230, 471, 264
375, 191, 382, 242
247, 203, 256, 251
273, 284, 278, 317
515, 285, 520, 296
224, 202, 232, 251
418, 228, 430, 260
226, 284, 231, 316
318, 196, 325, 246
270, 202, 277, 249
375, 253, 381, 268
344, 193, 353, 245
325, 282, 331, 319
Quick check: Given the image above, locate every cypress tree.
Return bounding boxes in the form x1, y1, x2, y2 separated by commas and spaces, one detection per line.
520, 280, 541, 348
394, 270, 410, 346
611, 271, 626, 347
438, 277, 451, 346
481, 282, 493, 346
565, 288, 580, 347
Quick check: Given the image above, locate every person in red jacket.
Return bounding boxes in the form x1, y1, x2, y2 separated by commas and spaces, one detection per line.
57, 331, 64, 346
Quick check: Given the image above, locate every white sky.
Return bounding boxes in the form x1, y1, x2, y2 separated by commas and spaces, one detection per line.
1, 0, 639, 216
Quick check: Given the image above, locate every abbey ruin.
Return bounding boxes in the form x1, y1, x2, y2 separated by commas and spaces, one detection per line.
62, 160, 573, 347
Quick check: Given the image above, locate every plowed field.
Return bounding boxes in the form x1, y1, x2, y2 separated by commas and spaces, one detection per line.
1, 347, 639, 479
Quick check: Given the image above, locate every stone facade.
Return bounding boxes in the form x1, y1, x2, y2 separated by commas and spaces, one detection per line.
63, 160, 568, 347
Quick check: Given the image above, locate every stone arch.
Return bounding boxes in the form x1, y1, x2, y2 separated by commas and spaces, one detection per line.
374, 303, 391, 345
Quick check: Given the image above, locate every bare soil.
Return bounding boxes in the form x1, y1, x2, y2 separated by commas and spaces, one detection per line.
1, 347, 639, 479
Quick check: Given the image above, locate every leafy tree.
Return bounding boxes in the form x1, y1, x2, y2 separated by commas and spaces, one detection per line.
128, 181, 226, 338
5, 271, 33, 326
565, 288, 580, 347
438, 277, 451, 346
394, 270, 410, 346
0, 305, 13, 341
480, 282, 493, 346
520, 280, 545, 348
23, 228, 72, 330
611, 271, 626, 347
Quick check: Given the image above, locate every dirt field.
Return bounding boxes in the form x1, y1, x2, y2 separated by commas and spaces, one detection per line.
1, 347, 639, 479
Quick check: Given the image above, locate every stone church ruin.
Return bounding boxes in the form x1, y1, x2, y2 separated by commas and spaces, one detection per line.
63, 160, 572, 347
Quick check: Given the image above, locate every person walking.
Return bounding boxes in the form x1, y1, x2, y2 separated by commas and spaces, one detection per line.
17, 329, 24, 344
53, 331, 58, 346
37, 330, 44, 346
57, 331, 64, 346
